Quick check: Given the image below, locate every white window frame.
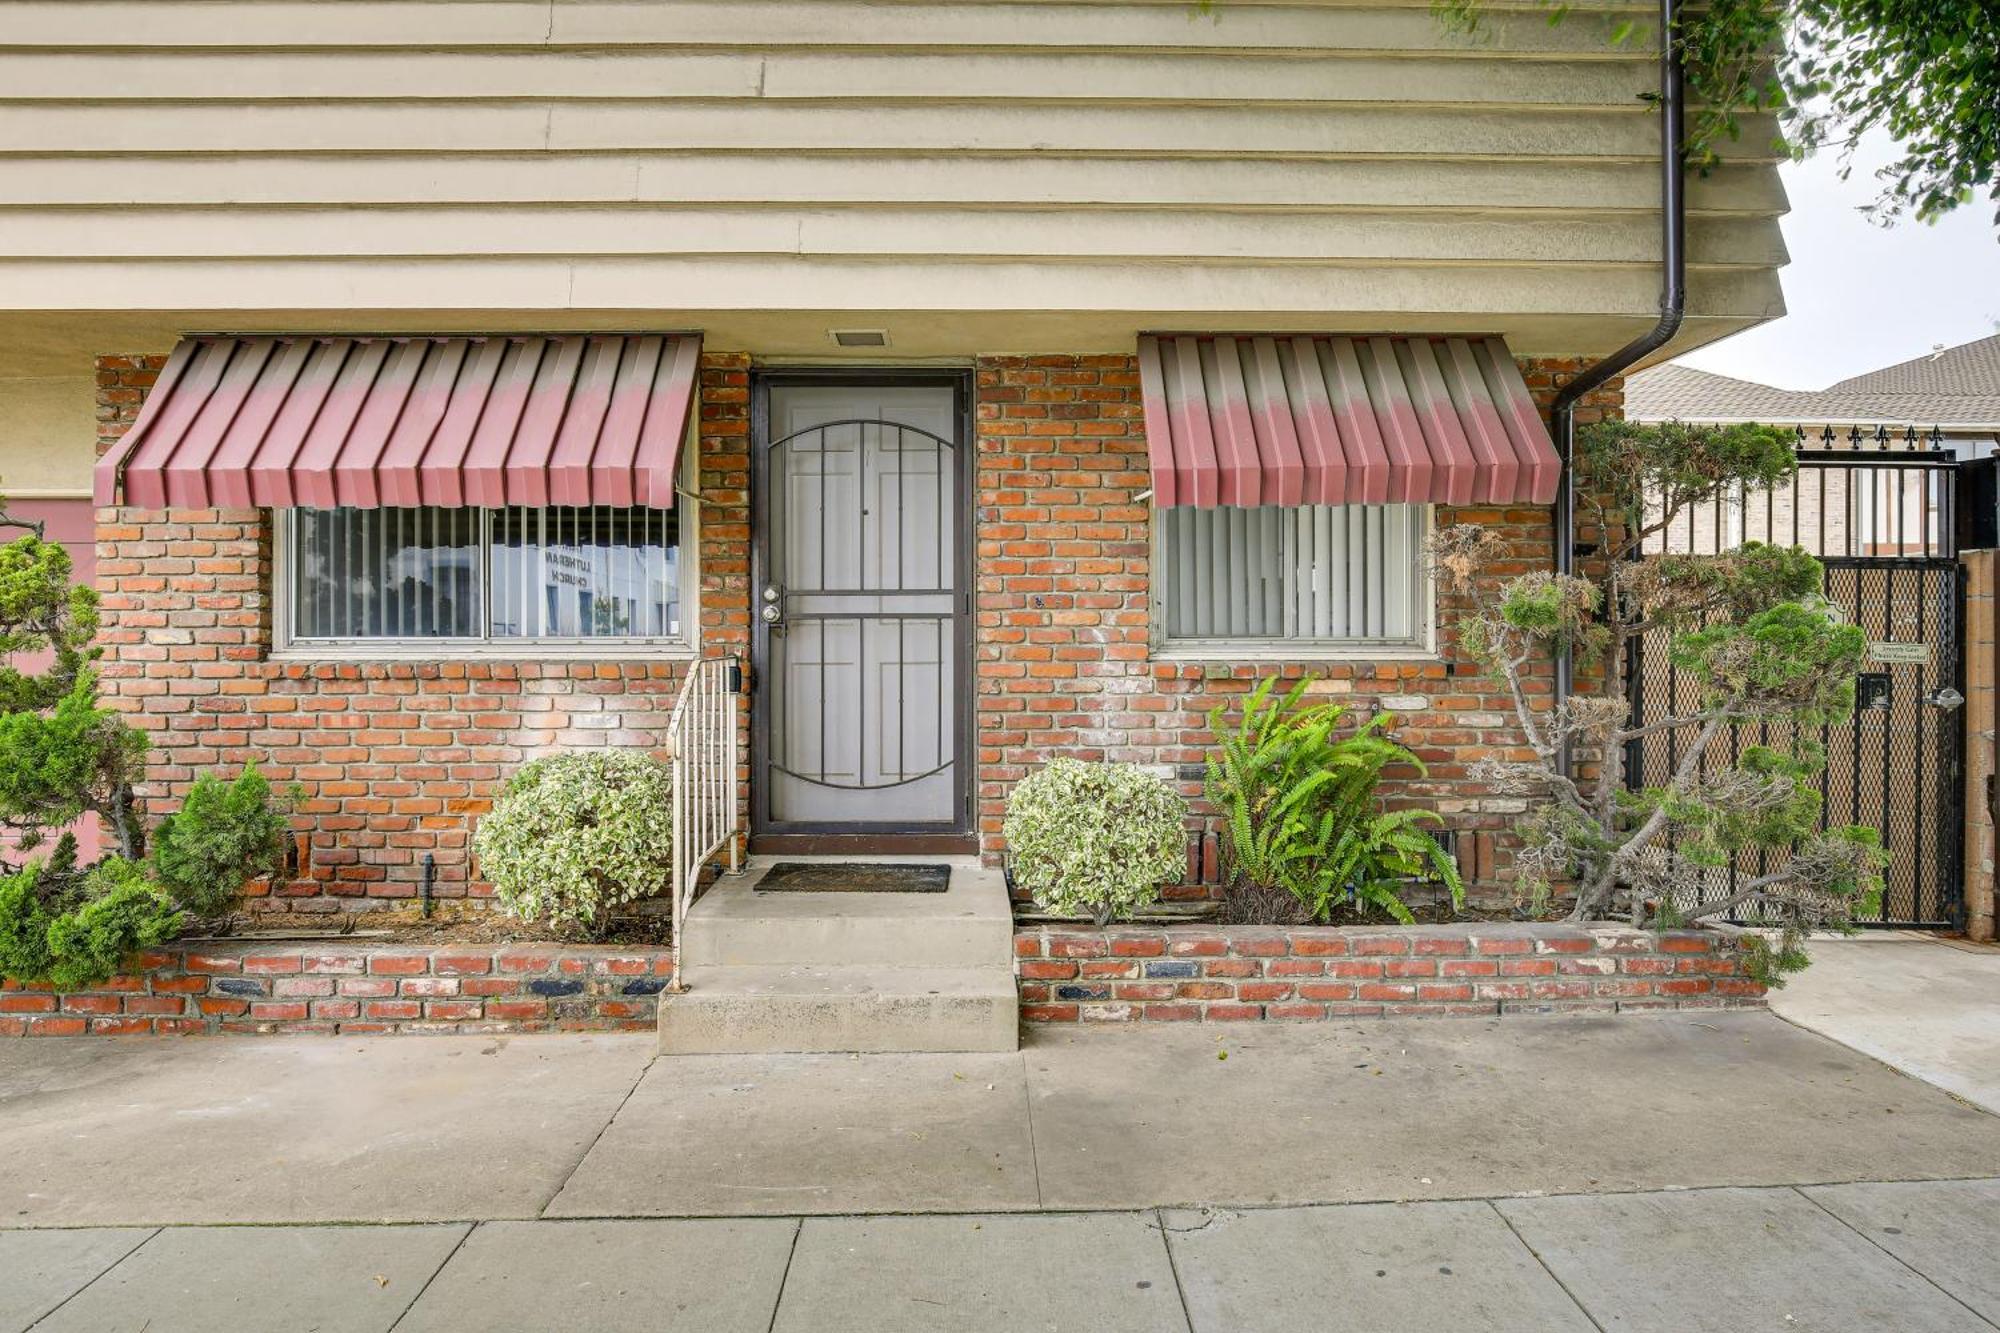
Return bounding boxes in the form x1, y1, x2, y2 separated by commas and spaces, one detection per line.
272, 497, 700, 662
1148, 503, 1437, 663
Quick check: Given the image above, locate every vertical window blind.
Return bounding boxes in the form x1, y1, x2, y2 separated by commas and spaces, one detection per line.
1159, 504, 1425, 645
289, 505, 681, 644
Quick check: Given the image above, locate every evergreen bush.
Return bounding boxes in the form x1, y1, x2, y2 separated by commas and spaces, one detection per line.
472, 750, 676, 934
1003, 757, 1188, 925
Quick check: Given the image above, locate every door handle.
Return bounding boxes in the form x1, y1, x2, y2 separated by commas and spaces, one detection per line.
760, 584, 784, 627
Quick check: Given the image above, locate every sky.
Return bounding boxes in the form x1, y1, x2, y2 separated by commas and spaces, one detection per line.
1674, 131, 2000, 390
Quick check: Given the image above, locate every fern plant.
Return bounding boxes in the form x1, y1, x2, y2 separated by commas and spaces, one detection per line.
1205, 677, 1462, 924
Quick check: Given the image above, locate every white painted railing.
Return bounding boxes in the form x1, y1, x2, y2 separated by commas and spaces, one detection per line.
668, 655, 741, 989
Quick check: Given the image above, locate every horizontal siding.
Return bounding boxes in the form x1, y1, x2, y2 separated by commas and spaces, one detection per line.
0, 103, 1779, 162
0, 257, 1783, 317
0, 207, 1788, 266
0, 154, 1790, 215
0, 1, 1656, 53
0, 51, 1658, 105
0, 0, 1789, 350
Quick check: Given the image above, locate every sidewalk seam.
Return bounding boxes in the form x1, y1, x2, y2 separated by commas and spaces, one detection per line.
385, 1221, 477, 1332
1486, 1200, 1608, 1333
537, 1053, 657, 1219
1018, 1049, 1045, 1209
23, 1227, 161, 1331
1152, 1207, 1198, 1333
1790, 1186, 2000, 1331
764, 1216, 804, 1333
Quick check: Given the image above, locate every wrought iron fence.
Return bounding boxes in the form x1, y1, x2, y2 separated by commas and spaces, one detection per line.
1630, 427, 1966, 930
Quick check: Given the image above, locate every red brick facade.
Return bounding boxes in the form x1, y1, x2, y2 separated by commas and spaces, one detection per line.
93, 350, 1618, 912
1015, 922, 1764, 1023
973, 354, 1622, 895
93, 352, 752, 914
2, 918, 1754, 1038
0, 941, 674, 1036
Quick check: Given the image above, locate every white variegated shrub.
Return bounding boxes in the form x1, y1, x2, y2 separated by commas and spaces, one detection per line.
473, 750, 674, 934
1003, 757, 1188, 925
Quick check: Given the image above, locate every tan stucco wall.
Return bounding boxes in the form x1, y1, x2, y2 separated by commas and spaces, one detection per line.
0, 375, 95, 496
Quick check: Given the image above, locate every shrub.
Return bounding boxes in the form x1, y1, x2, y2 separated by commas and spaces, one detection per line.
150, 765, 298, 918
0, 847, 183, 991
1206, 677, 1462, 925
0, 514, 149, 859
1003, 757, 1188, 925
472, 750, 676, 934
1434, 417, 1882, 985
41, 859, 183, 991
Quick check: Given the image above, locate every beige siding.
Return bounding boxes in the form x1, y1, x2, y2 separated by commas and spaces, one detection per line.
0, 0, 1787, 361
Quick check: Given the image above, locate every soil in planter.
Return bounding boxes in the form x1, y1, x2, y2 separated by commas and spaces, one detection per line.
1214, 880, 1546, 927
190, 904, 675, 947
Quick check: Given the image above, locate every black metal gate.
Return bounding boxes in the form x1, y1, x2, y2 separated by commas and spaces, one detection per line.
1628, 428, 1967, 930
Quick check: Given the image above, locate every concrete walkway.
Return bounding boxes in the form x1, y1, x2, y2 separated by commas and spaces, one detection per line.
4, 1012, 1999, 1329
1772, 933, 2000, 1115
8, 1182, 2000, 1331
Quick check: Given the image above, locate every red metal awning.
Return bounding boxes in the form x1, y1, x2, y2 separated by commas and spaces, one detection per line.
95, 333, 702, 510
1137, 334, 1560, 509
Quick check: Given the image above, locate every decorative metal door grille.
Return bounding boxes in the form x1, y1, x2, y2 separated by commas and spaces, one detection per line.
1629, 430, 1966, 930
753, 380, 969, 833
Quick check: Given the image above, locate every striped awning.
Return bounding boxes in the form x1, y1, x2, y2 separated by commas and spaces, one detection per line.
95, 333, 702, 510
1138, 334, 1560, 509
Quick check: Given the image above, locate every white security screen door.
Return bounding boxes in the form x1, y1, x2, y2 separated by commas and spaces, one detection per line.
754, 378, 968, 833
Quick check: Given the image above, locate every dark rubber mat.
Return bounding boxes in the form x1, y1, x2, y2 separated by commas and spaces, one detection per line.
756, 862, 951, 893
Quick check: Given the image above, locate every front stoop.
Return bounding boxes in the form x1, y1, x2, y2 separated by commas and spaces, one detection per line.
659, 859, 1019, 1054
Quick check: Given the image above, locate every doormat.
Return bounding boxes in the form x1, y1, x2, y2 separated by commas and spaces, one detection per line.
756, 863, 951, 893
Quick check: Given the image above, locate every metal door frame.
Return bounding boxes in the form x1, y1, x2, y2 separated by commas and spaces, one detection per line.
748, 368, 976, 845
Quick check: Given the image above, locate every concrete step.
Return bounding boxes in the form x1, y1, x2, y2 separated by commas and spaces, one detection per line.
658, 964, 1019, 1054
679, 863, 1013, 970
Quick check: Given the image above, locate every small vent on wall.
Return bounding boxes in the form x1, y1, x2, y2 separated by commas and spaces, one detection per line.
829, 329, 891, 348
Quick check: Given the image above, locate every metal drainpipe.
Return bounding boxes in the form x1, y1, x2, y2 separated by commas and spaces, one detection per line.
1547, 0, 1689, 774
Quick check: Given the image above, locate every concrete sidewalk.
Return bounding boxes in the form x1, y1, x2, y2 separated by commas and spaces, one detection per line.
8, 1182, 2000, 1331
4, 1012, 1999, 1328
6, 1013, 2000, 1225
1772, 933, 2000, 1115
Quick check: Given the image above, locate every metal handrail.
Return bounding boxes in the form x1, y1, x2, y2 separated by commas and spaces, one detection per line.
668, 655, 742, 991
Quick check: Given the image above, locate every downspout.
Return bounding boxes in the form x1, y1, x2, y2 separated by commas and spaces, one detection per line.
1549, 0, 1687, 773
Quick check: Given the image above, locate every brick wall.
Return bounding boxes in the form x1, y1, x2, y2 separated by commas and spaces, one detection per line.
1015, 922, 1764, 1023
0, 941, 672, 1035
94, 349, 1614, 911
973, 354, 1621, 898
93, 352, 752, 914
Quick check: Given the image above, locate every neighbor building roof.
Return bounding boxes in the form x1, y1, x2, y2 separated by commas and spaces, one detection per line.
1627, 333, 2000, 428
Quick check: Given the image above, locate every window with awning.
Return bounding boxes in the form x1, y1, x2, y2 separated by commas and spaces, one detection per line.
1138, 333, 1557, 653
92, 333, 705, 652
93, 333, 701, 511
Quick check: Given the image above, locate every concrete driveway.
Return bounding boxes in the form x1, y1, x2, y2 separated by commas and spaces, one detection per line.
1772, 933, 2000, 1115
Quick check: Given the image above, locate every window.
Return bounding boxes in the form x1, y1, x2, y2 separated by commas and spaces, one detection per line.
1154, 503, 1429, 654
282, 505, 689, 652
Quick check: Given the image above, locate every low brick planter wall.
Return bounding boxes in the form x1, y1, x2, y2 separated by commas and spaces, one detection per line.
0, 942, 675, 1036
1015, 923, 1764, 1023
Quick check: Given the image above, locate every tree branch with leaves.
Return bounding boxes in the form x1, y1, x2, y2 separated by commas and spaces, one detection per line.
1435, 0, 2000, 228
1433, 419, 1886, 985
